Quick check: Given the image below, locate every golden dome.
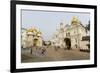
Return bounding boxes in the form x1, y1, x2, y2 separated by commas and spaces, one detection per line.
71, 16, 79, 25
36, 31, 42, 36
27, 27, 37, 33
26, 27, 42, 36
27, 29, 33, 32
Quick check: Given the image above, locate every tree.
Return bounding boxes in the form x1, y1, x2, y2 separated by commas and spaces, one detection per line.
87, 20, 90, 31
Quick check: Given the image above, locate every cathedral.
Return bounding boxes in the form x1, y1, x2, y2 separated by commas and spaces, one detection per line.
21, 27, 43, 49
50, 16, 90, 51
21, 16, 90, 51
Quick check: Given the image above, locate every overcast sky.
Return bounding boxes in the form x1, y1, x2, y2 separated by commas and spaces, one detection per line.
21, 10, 90, 41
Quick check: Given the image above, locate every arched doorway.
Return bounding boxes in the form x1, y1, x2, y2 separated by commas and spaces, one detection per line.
30, 38, 38, 54
33, 38, 38, 46
64, 38, 71, 50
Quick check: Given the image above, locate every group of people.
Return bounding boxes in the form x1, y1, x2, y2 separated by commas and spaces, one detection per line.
30, 46, 46, 57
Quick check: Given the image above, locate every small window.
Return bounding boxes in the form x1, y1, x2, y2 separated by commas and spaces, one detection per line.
66, 33, 67, 36
75, 39, 77, 43
74, 31, 75, 34
68, 32, 70, 36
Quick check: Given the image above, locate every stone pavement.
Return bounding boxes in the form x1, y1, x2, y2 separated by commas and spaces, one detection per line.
21, 46, 90, 63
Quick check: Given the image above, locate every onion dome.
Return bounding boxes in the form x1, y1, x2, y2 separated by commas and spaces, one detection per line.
36, 31, 42, 37
27, 27, 37, 35
71, 16, 79, 25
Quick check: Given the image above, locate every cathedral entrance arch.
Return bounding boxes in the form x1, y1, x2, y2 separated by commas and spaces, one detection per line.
64, 38, 71, 50
33, 38, 38, 46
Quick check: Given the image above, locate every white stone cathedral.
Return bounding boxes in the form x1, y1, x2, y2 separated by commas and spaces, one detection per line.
51, 16, 90, 50
21, 27, 43, 48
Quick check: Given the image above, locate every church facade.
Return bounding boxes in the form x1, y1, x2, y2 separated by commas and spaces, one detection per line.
50, 16, 90, 50
21, 27, 43, 48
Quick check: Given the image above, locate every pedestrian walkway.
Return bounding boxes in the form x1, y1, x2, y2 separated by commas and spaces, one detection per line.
21, 46, 90, 63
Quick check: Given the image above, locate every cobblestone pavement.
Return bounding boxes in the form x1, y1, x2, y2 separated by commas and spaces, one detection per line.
21, 46, 90, 63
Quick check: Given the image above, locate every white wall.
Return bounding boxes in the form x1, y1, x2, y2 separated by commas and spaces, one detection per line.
0, 0, 99, 73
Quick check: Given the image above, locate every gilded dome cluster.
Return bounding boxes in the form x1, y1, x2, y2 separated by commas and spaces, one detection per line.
71, 16, 79, 25
26, 27, 42, 36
